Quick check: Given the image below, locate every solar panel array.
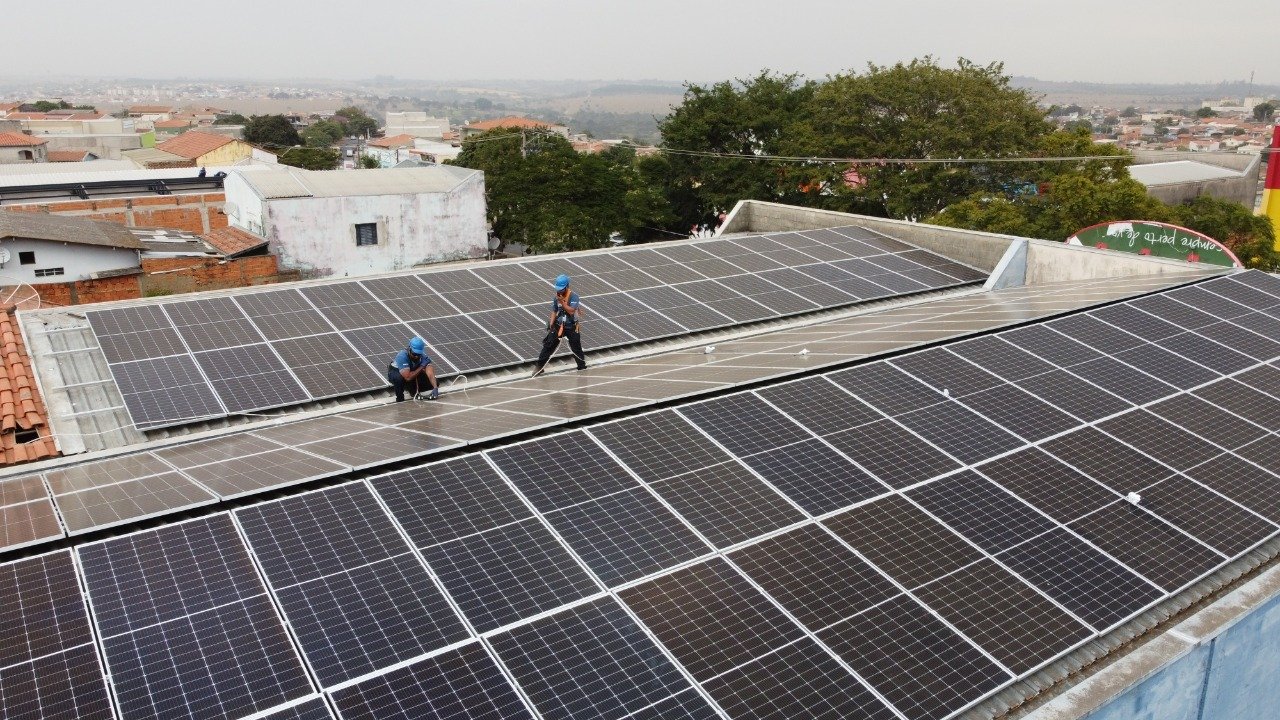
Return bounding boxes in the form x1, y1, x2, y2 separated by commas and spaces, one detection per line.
86, 226, 984, 429
1, 271, 1203, 545
10, 270, 1280, 719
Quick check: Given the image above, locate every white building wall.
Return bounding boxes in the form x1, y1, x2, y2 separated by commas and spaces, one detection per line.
0, 239, 138, 283
246, 173, 487, 278
385, 112, 450, 140
223, 173, 268, 236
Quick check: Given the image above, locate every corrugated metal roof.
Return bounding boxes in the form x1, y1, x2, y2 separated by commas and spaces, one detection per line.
0, 211, 144, 249
121, 147, 191, 166
235, 165, 478, 199
0, 162, 283, 188
1129, 160, 1242, 186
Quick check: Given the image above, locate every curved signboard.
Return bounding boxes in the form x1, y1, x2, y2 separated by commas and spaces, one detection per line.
1067, 220, 1241, 268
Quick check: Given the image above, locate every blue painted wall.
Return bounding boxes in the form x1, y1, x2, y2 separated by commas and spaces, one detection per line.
1085, 591, 1280, 720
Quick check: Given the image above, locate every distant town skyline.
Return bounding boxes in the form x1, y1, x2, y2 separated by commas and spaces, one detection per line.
7, 0, 1278, 86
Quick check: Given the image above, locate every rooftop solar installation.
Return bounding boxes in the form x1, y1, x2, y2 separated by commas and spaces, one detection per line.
14, 267, 1280, 720
86, 225, 986, 429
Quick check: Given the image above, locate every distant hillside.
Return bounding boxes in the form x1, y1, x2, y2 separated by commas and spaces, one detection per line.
1011, 77, 1280, 107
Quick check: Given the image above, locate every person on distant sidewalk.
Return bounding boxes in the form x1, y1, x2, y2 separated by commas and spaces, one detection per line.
532, 274, 586, 377
388, 336, 439, 401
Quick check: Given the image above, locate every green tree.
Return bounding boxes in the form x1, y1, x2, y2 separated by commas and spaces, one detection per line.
1255, 102, 1277, 122
473, 98, 494, 110
358, 154, 382, 169
279, 147, 339, 170
654, 71, 818, 227
1170, 196, 1279, 270
243, 114, 302, 147
926, 194, 1036, 236
1120, 106, 1139, 118
453, 129, 668, 251
1195, 106, 1216, 118
334, 106, 378, 137
797, 58, 1051, 218
214, 113, 248, 125
32, 100, 71, 112
303, 120, 345, 148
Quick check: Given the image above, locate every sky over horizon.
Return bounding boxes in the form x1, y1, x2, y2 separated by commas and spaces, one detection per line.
9, 0, 1279, 85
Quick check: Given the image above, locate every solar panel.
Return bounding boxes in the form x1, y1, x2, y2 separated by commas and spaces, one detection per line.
297, 427, 457, 470
1195, 379, 1280, 430
77, 515, 313, 720
1112, 342, 1220, 389
756, 376, 883, 436
627, 690, 722, 720
0, 644, 116, 720
587, 411, 735, 482
828, 362, 946, 416
164, 297, 267, 352
1155, 331, 1255, 374
738, 439, 887, 514
618, 558, 806, 681
236, 484, 469, 687
913, 559, 1093, 674
545, 487, 711, 586
422, 517, 599, 632
235, 290, 336, 340
341, 323, 422, 373
892, 401, 1024, 464
949, 335, 1057, 380
110, 355, 225, 428
760, 266, 857, 307
86, 305, 173, 335
997, 527, 1164, 631
260, 698, 335, 720
488, 597, 694, 720
825, 494, 984, 589
153, 433, 284, 469
1135, 475, 1278, 556
678, 394, 813, 456
467, 306, 547, 361
329, 643, 533, 720
626, 285, 731, 332
977, 448, 1119, 525
586, 292, 688, 338
271, 333, 384, 398
45, 452, 175, 493
1067, 501, 1224, 592
521, 260, 618, 297
1129, 293, 1220, 329
182, 448, 348, 498
954, 383, 1080, 441
0, 475, 63, 551
196, 344, 311, 413
673, 279, 772, 323
371, 455, 535, 550
408, 315, 522, 371
1015, 370, 1133, 422
488, 431, 639, 512
1096, 410, 1221, 471
728, 524, 899, 631
361, 275, 460, 321
655, 244, 743, 279
906, 470, 1056, 554
96, 327, 188, 363
469, 265, 550, 305
817, 594, 1010, 720
54, 471, 217, 534
617, 248, 707, 284
825, 420, 961, 488
716, 273, 819, 315
647, 461, 805, 548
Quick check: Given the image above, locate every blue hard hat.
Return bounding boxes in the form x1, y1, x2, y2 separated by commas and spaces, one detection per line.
554, 274, 570, 291
408, 337, 426, 355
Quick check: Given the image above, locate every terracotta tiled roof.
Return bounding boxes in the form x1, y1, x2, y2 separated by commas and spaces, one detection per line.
368, 133, 416, 149
464, 116, 559, 131
129, 105, 175, 114
0, 102, 21, 113
45, 149, 92, 162
154, 118, 193, 129
201, 226, 269, 257
156, 130, 234, 159
67, 113, 106, 120
0, 132, 46, 147
0, 309, 57, 466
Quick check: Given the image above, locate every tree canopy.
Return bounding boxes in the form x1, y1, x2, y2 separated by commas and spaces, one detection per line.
451, 129, 670, 252
279, 147, 339, 170
334, 106, 378, 137
1255, 102, 1277, 122
303, 120, 345, 148
214, 113, 248, 126
243, 114, 302, 148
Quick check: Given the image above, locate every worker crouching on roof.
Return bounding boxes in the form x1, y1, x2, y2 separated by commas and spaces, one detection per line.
533, 274, 586, 377
389, 337, 439, 402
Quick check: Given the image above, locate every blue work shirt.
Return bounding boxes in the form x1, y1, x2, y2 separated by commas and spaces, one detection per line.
552, 291, 580, 327
390, 349, 431, 372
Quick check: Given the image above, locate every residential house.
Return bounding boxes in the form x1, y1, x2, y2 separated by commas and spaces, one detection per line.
0, 133, 48, 164
460, 116, 570, 140
223, 165, 487, 277
385, 112, 450, 140
363, 134, 417, 167
123, 130, 254, 168
45, 149, 100, 163
0, 211, 143, 282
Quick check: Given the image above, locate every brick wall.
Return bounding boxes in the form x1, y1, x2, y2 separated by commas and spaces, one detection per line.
34, 255, 290, 307
5, 193, 228, 234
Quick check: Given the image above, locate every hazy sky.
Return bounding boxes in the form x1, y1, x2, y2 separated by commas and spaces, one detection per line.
12, 0, 1279, 84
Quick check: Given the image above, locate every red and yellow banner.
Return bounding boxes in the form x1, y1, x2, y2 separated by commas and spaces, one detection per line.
1263, 126, 1280, 248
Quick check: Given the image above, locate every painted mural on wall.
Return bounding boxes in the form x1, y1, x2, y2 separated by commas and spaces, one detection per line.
1067, 220, 1241, 268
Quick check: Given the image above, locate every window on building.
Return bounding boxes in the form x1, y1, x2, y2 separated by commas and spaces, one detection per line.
18, 150, 33, 161
18, 251, 35, 265
355, 223, 378, 247
34, 268, 64, 278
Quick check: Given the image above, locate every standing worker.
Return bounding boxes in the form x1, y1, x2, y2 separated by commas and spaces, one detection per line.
533, 274, 587, 377
388, 337, 439, 402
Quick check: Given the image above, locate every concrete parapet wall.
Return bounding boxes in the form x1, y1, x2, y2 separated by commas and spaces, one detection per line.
1130, 151, 1262, 208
